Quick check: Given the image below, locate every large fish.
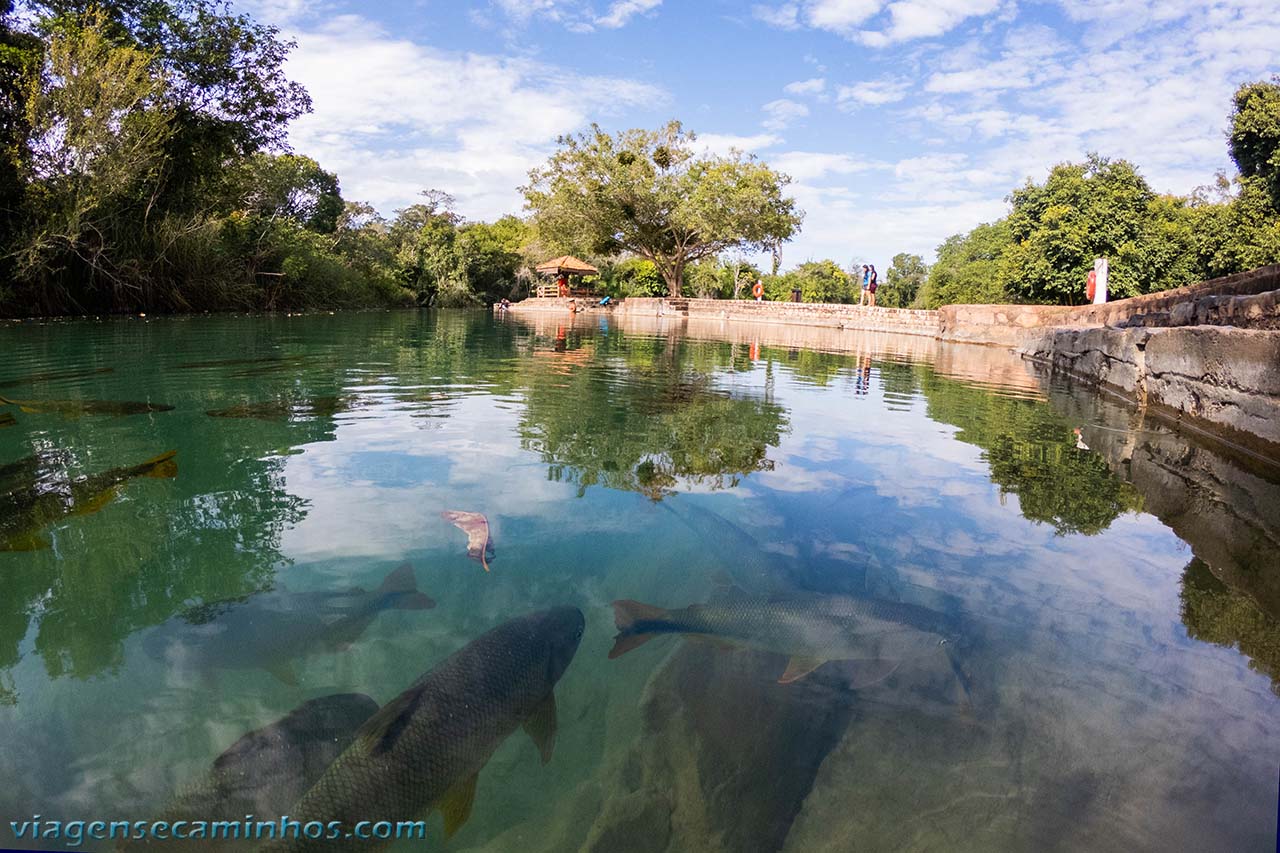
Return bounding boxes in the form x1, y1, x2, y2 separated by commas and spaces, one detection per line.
261, 607, 585, 851
124, 694, 381, 851
144, 565, 435, 685
0, 450, 177, 551
609, 592, 961, 685
0, 395, 174, 417
205, 396, 348, 421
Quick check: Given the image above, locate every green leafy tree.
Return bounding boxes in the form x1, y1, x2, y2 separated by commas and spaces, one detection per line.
523, 121, 802, 297
881, 252, 927, 308
16, 12, 175, 310
0, 1, 41, 278
918, 221, 1012, 308
1001, 154, 1161, 303
234, 153, 342, 233
454, 215, 530, 303
1228, 77, 1280, 211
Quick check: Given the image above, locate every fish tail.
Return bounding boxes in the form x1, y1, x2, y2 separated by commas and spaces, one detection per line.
608, 599, 669, 659
139, 450, 178, 478
378, 562, 436, 610
0, 396, 13, 405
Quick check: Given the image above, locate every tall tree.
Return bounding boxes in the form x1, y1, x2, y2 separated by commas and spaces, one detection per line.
1228, 77, 1280, 211
17, 12, 175, 310
881, 252, 927, 308
523, 121, 802, 297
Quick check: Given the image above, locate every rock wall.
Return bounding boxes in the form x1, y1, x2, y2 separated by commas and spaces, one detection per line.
1019, 325, 1280, 457
937, 264, 1280, 346
505, 296, 941, 338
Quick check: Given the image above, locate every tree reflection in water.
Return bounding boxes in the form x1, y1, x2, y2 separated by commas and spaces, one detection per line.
515, 327, 788, 500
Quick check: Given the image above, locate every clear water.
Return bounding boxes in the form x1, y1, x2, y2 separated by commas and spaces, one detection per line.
0, 310, 1277, 852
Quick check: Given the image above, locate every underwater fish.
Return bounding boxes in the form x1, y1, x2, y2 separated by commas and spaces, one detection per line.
205, 396, 347, 421
175, 356, 288, 369
609, 592, 960, 685
124, 694, 380, 850
0, 412, 14, 428
0, 395, 174, 417
0, 366, 114, 388
144, 564, 435, 685
442, 510, 493, 571
0, 450, 177, 551
261, 607, 585, 851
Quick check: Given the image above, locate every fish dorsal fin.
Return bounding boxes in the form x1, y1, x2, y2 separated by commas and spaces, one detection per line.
357, 684, 428, 756
778, 656, 828, 684
438, 771, 479, 839
522, 692, 558, 765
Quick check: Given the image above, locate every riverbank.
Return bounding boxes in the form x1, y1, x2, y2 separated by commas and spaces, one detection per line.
503, 264, 1280, 460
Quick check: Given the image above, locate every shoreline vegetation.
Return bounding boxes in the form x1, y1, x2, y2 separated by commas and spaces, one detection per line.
0, 4, 1276, 319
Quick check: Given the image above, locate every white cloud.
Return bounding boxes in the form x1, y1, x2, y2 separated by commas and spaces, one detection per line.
784, 77, 828, 96
696, 133, 785, 156
484, 0, 661, 31
753, 0, 1001, 44
806, 0, 884, 30
752, 3, 802, 29
771, 151, 884, 181
595, 0, 663, 28
281, 15, 665, 220
761, 98, 810, 131
837, 78, 910, 106
862, 0, 1002, 44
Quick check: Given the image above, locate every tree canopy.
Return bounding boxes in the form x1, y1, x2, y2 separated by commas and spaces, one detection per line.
522, 121, 802, 297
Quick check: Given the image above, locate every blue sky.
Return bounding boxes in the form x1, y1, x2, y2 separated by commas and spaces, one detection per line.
245, 0, 1279, 268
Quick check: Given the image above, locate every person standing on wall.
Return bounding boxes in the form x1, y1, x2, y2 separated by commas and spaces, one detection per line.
867, 264, 878, 307
859, 265, 871, 306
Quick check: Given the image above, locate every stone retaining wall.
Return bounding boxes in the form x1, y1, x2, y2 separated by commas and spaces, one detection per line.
508, 296, 941, 337
938, 264, 1280, 346
1020, 324, 1280, 456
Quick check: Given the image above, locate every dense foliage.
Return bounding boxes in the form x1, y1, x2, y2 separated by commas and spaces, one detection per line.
522, 121, 802, 298
916, 80, 1280, 308
0, 0, 1275, 317
0, 3, 536, 317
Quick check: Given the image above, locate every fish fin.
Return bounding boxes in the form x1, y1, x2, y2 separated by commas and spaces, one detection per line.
0, 396, 12, 405
0, 531, 53, 551
843, 658, 902, 689
709, 571, 747, 599
608, 632, 657, 659
72, 486, 118, 516
263, 659, 299, 686
377, 563, 436, 610
779, 656, 828, 684
608, 599, 669, 660
523, 692, 558, 764
357, 684, 427, 756
141, 450, 178, 478
438, 771, 479, 839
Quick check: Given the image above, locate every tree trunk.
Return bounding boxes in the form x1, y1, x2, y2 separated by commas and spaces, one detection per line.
663, 259, 684, 298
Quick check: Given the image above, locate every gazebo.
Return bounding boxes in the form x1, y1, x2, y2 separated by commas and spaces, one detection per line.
534, 255, 599, 298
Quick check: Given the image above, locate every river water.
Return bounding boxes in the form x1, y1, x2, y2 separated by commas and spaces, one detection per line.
0, 310, 1276, 851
